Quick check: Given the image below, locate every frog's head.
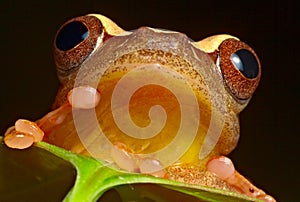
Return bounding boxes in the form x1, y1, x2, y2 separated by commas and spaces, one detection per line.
49, 14, 261, 171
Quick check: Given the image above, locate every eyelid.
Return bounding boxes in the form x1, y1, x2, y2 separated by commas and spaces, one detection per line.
192, 34, 239, 53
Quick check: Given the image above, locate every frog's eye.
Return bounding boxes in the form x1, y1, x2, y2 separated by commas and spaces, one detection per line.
54, 15, 104, 71
218, 38, 261, 100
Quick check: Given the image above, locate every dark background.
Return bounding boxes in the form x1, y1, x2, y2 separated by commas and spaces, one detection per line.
0, 0, 298, 201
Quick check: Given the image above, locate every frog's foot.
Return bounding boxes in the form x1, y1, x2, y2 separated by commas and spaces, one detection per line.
207, 156, 276, 202
4, 86, 100, 149
111, 142, 166, 177
4, 119, 44, 149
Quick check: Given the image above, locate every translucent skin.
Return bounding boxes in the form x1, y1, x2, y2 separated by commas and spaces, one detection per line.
50, 15, 246, 168
4, 14, 275, 201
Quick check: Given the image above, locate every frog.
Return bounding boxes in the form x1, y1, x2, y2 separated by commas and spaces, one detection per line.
4, 14, 275, 202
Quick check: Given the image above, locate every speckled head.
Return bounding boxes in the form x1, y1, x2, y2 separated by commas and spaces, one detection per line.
50, 14, 261, 170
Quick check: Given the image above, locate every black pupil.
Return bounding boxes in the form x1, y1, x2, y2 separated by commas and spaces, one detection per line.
230, 49, 259, 79
56, 21, 89, 51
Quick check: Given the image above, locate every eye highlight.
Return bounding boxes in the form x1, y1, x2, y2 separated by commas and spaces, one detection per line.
54, 15, 104, 71
230, 49, 259, 79
56, 21, 89, 51
218, 38, 261, 100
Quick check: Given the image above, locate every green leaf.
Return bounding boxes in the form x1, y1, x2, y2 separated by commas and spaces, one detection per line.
35, 141, 260, 202
0, 138, 76, 202
0, 136, 261, 201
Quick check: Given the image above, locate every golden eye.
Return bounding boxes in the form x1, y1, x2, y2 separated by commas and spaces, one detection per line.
218, 38, 261, 100
54, 15, 104, 71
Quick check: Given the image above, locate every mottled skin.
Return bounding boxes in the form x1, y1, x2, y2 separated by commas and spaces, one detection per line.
50, 14, 248, 168
4, 14, 275, 201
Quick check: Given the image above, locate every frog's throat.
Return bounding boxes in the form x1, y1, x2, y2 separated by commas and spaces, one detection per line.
50, 27, 233, 169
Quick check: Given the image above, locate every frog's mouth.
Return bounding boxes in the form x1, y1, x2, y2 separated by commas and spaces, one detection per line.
48, 27, 229, 172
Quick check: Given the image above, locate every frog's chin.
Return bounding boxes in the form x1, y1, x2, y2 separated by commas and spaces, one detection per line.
48, 61, 229, 169
49, 26, 238, 179
44, 96, 235, 186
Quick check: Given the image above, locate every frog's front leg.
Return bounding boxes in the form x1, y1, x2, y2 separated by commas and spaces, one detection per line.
207, 156, 276, 202
38, 86, 100, 135
4, 86, 100, 149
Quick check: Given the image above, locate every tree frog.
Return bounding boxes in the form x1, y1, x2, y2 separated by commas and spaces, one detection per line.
4, 14, 275, 202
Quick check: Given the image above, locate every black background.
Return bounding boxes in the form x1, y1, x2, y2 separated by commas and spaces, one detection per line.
0, 0, 298, 201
